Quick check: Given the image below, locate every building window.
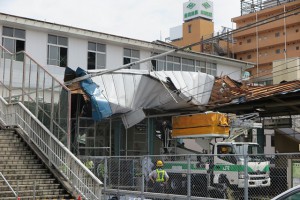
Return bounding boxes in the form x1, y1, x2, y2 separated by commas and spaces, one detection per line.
239, 41, 242, 45
240, 57, 243, 60
296, 29, 299, 33
87, 42, 106, 70
195, 61, 206, 73
275, 49, 281, 54
188, 25, 192, 33
206, 62, 217, 76
2, 26, 25, 61
123, 48, 139, 69
296, 46, 299, 50
275, 32, 280, 37
166, 56, 181, 71
182, 58, 195, 72
247, 54, 252, 59
151, 53, 166, 71
247, 39, 251, 43
47, 34, 68, 67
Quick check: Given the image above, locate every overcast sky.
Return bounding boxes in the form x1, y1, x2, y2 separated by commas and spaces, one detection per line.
0, 0, 241, 42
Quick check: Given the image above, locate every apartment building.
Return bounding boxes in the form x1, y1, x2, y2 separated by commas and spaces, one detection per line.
232, 0, 300, 85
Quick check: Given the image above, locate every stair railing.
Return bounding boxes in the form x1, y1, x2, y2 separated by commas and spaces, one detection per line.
0, 44, 71, 149
0, 97, 102, 200
0, 172, 18, 199
0, 91, 103, 199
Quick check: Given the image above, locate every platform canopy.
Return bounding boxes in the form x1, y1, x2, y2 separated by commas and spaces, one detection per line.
65, 68, 215, 128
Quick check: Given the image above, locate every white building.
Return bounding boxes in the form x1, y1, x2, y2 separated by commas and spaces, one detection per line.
0, 12, 254, 82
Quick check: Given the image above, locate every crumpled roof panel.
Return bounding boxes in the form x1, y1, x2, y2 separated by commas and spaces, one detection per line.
89, 69, 215, 128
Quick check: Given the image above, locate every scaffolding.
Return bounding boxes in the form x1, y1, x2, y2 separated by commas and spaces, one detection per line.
241, 0, 296, 15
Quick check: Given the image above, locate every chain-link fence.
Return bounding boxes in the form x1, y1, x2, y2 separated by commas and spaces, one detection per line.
80, 153, 300, 200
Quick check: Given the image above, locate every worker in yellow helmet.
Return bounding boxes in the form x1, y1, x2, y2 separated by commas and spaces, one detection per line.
149, 160, 169, 195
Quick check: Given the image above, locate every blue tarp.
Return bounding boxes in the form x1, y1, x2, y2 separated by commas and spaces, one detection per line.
67, 67, 112, 121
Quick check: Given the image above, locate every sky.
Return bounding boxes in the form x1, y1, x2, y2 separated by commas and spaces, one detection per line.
0, 0, 241, 42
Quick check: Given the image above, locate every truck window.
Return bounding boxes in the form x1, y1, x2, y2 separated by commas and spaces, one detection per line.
217, 145, 234, 154
217, 145, 237, 164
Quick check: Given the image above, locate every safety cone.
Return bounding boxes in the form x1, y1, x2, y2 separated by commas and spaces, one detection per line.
77, 196, 82, 200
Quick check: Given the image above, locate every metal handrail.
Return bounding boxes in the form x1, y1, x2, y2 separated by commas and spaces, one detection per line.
0, 44, 71, 148
0, 172, 18, 198
0, 45, 68, 90
0, 97, 102, 199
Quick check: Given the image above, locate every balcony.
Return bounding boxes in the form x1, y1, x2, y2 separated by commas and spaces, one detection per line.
233, 14, 300, 38
234, 28, 300, 53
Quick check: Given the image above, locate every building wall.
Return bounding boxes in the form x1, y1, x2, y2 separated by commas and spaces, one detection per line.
106, 44, 123, 70
264, 129, 275, 154
273, 57, 300, 84
26, 30, 48, 66
68, 37, 87, 69
216, 63, 241, 80
0, 13, 256, 84
171, 18, 214, 52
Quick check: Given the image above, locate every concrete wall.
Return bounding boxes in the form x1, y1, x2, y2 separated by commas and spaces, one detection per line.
273, 57, 300, 84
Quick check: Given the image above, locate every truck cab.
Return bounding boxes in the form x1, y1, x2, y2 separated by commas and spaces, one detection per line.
213, 142, 271, 188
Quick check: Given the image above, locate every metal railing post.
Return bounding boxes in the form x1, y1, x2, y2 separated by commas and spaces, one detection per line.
35, 60, 40, 117
22, 53, 26, 104
8, 56, 13, 103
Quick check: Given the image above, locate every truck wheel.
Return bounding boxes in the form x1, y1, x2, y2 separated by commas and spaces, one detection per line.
170, 179, 181, 191
169, 176, 186, 195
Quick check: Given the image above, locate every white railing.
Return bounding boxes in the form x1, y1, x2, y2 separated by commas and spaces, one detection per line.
0, 97, 102, 199
0, 44, 71, 148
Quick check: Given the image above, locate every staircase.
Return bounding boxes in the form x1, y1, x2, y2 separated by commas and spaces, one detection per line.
0, 128, 74, 200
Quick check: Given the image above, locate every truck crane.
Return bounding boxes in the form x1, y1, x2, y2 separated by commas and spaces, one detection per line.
161, 112, 270, 198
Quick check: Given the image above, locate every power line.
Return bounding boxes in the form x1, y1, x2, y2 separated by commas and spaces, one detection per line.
64, 5, 300, 86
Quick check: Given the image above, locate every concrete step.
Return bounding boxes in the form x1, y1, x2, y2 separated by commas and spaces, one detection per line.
0, 141, 26, 147
0, 151, 33, 156
0, 183, 62, 191
0, 134, 21, 139
0, 146, 29, 151
0, 163, 44, 170
1, 168, 49, 175
0, 155, 37, 160
0, 178, 58, 186
0, 189, 70, 197
2, 173, 54, 180
0, 159, 41, 165
0, 130, 16, 135
0, 130, 74, 199
0, 194, 74, 200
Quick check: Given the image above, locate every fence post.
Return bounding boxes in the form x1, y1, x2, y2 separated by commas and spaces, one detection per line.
187, 155, 191, 200
141, 156, 145, 200
103, 157, 107, 200
244, 153, 249, 200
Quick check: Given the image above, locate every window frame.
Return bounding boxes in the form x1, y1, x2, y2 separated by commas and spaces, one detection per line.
47, 34, 68, 67
123, 48, 140, 69
87, 42, 106, 70
2, 26, 26, 61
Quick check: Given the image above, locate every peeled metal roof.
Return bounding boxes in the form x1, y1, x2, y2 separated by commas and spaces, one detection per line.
208, 76, 300, 117
66, 68, 215, 128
